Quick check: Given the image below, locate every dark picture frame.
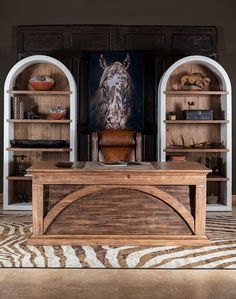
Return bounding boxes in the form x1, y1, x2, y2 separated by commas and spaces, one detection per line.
89, 51, 144, 132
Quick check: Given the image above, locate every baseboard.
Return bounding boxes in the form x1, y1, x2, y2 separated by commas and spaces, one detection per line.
233, 195, 236, 206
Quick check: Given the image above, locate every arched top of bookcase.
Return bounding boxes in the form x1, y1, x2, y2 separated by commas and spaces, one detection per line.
4, 55, 76, 93
159, 55, 231, 94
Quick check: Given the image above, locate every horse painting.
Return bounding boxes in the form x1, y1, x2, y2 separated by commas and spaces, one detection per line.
90, 54, 133, 130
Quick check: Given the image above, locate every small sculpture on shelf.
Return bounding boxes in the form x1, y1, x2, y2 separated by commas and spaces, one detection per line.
180, 73, 211, 90
187, 100, 196, 110
207, 194, 218, 204
13, 155, 31, 175
206, 157, 224, 177
16, 191, 32, 203
168, 112, 176, 120
26, 105, 40, 119
26, 111, 40, 119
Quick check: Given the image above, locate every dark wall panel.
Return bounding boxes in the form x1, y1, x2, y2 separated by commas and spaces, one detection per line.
0, 0, 235, 193
16, 25, 217, 163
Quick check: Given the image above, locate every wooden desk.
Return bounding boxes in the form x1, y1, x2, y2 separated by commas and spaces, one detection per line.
28, 161, 210, 246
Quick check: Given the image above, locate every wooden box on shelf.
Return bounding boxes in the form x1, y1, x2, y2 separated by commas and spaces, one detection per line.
158, 55, 232, 212
4, 55, 77, 210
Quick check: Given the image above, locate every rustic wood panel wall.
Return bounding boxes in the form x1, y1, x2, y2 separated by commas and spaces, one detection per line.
17, 25, 218, 161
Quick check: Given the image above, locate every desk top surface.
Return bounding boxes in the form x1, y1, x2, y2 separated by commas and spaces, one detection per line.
28, 161, 210, 174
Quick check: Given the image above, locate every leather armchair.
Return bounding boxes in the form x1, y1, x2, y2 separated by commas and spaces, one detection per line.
91, 129, 142, 162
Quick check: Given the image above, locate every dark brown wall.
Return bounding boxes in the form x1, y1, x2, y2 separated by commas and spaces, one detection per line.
0, 0, 235, 193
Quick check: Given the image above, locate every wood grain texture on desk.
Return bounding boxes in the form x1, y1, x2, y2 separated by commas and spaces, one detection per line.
28, 161, 210, 174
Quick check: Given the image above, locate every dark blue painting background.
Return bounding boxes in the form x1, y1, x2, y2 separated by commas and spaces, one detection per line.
89, 51, 144, 132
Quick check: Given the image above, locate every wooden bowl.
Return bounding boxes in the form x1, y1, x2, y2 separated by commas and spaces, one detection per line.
29, 80, 55, 91
47, 112, 66, 120
55, 162, 73, 168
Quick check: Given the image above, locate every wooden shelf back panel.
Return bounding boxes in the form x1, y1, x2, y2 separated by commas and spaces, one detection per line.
14, 123, 70, 140
8, 151, 70, 178
15, 63, 70, 91
166, 124, 222, 148
166, 95, 222, 119
11, 95, 70, 116
9, 180, 32, 205
166, 63, 221, 91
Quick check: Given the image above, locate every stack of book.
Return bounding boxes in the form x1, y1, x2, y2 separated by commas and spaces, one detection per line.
169, 155, 186, 162
12, 96, 24, 119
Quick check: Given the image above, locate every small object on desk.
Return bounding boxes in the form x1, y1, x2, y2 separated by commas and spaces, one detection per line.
55, 161, 74, 168
99, 161, 142, 166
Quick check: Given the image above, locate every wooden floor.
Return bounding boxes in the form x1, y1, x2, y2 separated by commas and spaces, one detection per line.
1, 269, 236, 299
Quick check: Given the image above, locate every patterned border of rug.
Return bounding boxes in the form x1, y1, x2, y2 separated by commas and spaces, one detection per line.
1, 216, 236, 268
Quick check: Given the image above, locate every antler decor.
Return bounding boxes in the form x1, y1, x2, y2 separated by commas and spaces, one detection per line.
170, 137, 225, 149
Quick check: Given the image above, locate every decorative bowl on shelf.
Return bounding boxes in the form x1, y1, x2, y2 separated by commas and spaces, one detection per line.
29, 75, 55, 91
47, 106, 67, 120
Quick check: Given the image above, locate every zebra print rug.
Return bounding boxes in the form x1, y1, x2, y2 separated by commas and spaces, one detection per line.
1, 216, 236, 268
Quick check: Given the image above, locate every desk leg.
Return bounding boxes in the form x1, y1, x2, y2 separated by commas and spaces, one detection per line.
195, 184, 206, 236
32, 184, 44, 235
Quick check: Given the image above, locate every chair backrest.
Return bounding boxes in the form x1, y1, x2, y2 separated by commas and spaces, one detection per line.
91, 129, 142, 162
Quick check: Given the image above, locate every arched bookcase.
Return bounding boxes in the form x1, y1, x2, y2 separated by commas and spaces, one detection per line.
158, 55, 232, 212
4, 55, 77, 210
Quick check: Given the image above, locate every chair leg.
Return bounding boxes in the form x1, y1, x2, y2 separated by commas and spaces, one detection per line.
91, 132, 99, 161
136, 132, 142, 162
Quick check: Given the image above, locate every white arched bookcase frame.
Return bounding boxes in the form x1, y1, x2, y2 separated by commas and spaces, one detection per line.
4, 55, 77, 210
158, 55, 232, 212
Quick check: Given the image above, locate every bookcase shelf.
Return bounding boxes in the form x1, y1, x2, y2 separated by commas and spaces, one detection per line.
3, 55, 77, 210
164, 120, 229, 124
7, 119, 71, 123
8, 90, 72, 95
163, 91, 228, 96
7, 148, 71, 152
158, 55, 232, 212
165, 148, 229, 153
